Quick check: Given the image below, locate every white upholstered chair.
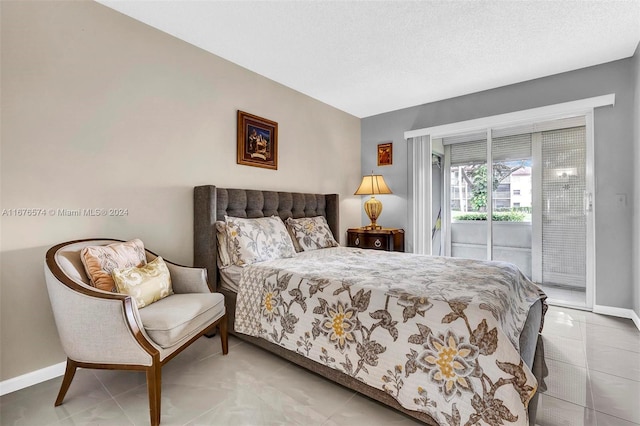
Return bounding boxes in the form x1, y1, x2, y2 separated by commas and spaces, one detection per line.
44, 239, 228, 426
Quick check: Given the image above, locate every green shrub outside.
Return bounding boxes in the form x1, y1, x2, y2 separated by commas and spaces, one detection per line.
454, 211, 526, 222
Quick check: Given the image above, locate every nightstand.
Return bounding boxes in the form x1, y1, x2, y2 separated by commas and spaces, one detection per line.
346, 228, 405, 252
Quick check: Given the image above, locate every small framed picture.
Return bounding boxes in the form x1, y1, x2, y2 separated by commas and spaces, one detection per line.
377, 142, 392, 166
237, 110, 278, 170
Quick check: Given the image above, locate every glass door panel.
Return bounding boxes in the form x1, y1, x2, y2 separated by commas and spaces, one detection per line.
491, 133, 533, 278
540, 127, 587, 302
449, 138, 488, 261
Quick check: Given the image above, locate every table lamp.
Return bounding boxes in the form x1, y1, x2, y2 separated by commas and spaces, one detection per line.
354, 173, 392, 230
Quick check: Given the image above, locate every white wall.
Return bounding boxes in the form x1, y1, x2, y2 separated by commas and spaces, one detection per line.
0, 0, 361, 381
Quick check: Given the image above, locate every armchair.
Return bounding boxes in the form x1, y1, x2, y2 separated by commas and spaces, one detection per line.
44, 239, 228, 426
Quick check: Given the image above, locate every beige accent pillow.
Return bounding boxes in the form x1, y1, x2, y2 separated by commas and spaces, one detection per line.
285, 216, 339, 252
112, 256, 173, 309
225, 215, 297, 266
80, 239, 147, 292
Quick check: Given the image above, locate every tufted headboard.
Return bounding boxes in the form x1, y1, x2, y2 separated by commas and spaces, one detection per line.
193, 185, 339, 291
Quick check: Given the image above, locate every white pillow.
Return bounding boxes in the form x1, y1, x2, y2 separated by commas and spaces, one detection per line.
225, 215, 297, 266
285, 216, 339, 252
215, 221, 232, 268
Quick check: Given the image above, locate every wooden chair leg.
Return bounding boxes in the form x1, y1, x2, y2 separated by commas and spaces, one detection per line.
54, 358, 77, 406
220, 315, 229, 355
146, 363, 161, 426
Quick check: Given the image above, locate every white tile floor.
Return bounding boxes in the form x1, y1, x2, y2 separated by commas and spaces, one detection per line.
539, 284, 586, 308
1, 305, 638, 425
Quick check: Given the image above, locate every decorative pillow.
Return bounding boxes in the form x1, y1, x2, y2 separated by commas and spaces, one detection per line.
215, 221, 232, 268
112, 256, 173, 309
80, 239, 147, 292
285, 216, 339, 252
225, 215, 296, 266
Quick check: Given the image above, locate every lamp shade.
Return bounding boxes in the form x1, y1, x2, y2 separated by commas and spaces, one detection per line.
354, 175, 392, 195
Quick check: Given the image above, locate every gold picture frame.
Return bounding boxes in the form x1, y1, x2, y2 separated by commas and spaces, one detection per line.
377, 142, 392, 166
237, 110, 278, 170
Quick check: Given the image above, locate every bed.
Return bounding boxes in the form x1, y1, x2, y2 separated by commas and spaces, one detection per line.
193, 185, 546, 425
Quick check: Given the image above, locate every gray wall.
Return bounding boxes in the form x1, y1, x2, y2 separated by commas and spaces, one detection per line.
362, 56, 637, 311
0, 0, 361, 381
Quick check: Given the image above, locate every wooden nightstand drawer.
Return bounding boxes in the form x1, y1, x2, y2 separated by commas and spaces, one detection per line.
347, 228, 404, 252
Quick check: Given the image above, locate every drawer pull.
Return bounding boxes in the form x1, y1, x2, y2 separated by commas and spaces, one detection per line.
374, 239, 382, 248
354, 237, 360, 246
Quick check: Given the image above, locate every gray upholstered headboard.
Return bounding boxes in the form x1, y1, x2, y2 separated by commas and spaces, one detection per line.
193, 185, 339, 291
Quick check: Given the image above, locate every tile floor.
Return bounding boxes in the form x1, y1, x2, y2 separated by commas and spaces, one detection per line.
1, 305, 638, 425
539, 284, 586, 308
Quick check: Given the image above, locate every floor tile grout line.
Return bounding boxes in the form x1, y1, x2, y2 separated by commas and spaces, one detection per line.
541, 347, 593, 410
586, 366, 640, 383
112, 395, 137, 426
91, 368, 137, 425
540, 331, 584, 342
545, 308, 639, 332
196, 337, 245, 362
248, 363, 359, 425
542, 333, 584, 344
580, 323, 640, 355
542, 343, 587, 367
91, 369, 139, 426
43, 370, 116, 426
592, 409, 640, 426
542, 355, 586, 369
539, 391, 591, 411
93, 369, 117, 399
580, 321, 597, 420
581, 320, 640, 335
584, 343, 640, 355
539, 393, 593, 414
541, 393, 640, 426
581, 337, 640, 355
324, 391, 358, 424
179, 399, 223, 426
545, 348, 587, 369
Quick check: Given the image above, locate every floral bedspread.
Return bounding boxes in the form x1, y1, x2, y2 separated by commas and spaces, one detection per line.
235, 247, 544, 425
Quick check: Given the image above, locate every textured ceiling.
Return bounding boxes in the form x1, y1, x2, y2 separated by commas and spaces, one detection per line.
97, 1, 640, 118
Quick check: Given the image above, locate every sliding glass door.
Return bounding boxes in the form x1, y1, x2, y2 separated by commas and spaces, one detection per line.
441, 118, 592, 308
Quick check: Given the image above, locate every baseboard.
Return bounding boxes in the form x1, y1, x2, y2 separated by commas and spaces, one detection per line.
0, 361, 66, 396
593, 304, 640, 331
632, 309, 640, 331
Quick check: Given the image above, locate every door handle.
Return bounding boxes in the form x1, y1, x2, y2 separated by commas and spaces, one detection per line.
584, 191, 593, 213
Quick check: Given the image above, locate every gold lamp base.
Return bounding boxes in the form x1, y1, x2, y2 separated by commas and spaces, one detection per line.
363, 196, 383, 230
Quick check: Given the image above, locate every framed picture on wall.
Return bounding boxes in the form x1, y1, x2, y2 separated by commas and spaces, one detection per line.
377, 142, 392, 166
237, 110, 278, 170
